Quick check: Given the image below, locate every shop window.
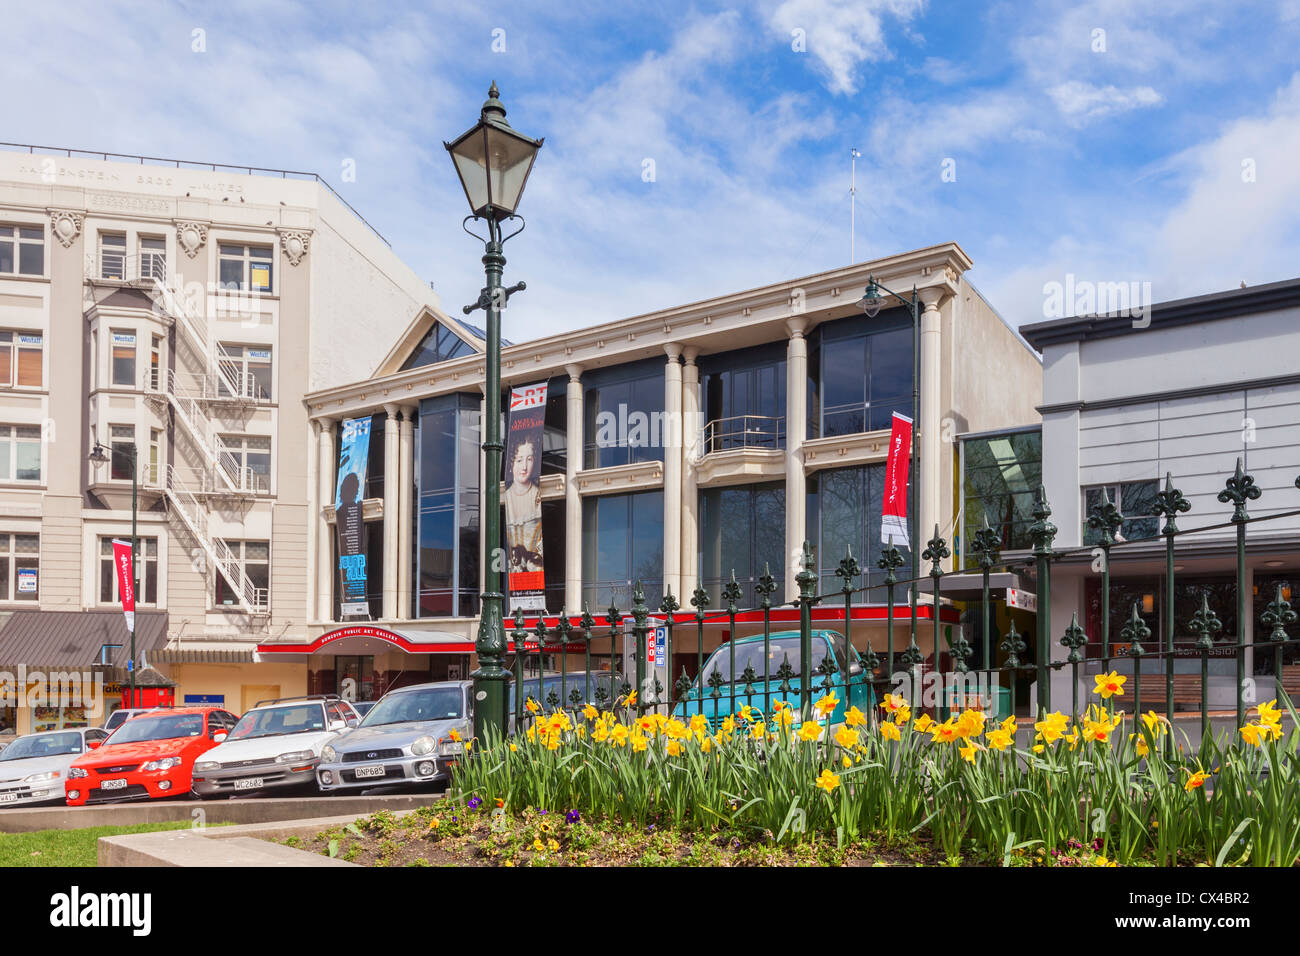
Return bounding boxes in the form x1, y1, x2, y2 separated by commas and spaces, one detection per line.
0, 533, 39, 601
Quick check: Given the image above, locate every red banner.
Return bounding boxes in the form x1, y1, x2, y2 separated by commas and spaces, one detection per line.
112, 538, 136, 634
881, 412, 912, 548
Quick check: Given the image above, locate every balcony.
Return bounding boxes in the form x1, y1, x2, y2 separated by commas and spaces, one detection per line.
694, 415, 786, 488
86, 251, 167, 286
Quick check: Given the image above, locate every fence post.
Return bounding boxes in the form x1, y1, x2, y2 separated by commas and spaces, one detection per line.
795, 540, 818, 721
555, 611, 574, 710
1088, 488, 1122, 676
691, 583, 709, 707
1261, 585, 1296, 706
879, 539, 906, 710
1061, 614, 1087, 720
659, 589, 679, 713
1218, 458, 1260, 728
579, 605, 596, 709
756, 563, 777, 719
1189, 594, 1223, 742
1029, 486, 1058, 717
510, 607, 528, 729
836, 548, 862, 713
1153, 474, 1191, 749
724, 572, 742, 718
922, 527, 950, 713
607, 602, 626, 705
970, 520, 1000, 718
1121, 603, 1150, 719
631, 582, 649, 717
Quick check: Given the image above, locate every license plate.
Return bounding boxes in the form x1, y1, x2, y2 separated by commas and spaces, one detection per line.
353, 765, 385, 779
233, 777, 263, 790
0, 792, 17, 803
101, 778, 128, 791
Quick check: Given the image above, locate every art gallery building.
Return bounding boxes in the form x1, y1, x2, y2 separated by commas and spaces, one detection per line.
266, 241, 1046, 701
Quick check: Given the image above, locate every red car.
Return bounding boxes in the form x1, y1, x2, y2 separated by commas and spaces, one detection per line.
65, 707, 239, 805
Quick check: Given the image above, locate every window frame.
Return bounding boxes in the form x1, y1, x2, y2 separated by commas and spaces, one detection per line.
0, 331, 44, 389
110, 329, 138, 387
0, 224, 45, 277
0, 533, 40, 602
0, 424, 42, 483
1081, 480, 1160, 544
213, 539, 271, 608
98, 536, 159, 606
217, 243, 274, 294
99, 232, 127, 280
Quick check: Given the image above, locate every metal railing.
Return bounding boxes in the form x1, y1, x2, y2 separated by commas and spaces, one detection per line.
699, 414, 785, 456
3, 140, 389, 246
503, 458, 1299, 749
86, 251, 166, 284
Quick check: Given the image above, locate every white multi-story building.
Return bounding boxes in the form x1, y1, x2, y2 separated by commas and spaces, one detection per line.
0, 146, 457, 732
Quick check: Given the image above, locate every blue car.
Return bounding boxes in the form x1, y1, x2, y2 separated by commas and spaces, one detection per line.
673, 629, 875, 730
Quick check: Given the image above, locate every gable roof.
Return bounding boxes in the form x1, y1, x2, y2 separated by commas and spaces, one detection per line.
374, 305, 486, 378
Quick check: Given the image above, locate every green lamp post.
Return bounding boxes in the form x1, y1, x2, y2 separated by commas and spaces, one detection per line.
858, 277, 922, 644
445, 82, 544, 743
89, 440, 138, 709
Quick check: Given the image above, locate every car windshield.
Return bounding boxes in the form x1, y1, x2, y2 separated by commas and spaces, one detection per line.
0, 731, 82, 760
227, 704, 326, 741
104, 710, 145, 731
360, 688, 463, 726
106, 713, 206, 744
694, 635, 850, 689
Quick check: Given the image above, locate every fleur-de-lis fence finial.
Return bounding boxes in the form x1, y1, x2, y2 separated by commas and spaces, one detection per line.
1218, 457, 1261, 523
836, 547, 862, 594
1261, 585, 1296, 644
922, 525, 949, 578
1060, 613, 1088, 664
1120, 602, 1150, 658
1187, 593, 1223, 651
1152, 472, 1191, 536
722, 571, 743, 612
1087, 486, 1123, 547
969, 517, 1000, 571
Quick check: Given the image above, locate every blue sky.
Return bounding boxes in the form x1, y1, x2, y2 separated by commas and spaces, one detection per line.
4, 0, 1300, 340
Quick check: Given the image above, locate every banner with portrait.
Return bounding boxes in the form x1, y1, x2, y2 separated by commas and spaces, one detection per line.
505, 383, 547, 612
335, 416, 372, 618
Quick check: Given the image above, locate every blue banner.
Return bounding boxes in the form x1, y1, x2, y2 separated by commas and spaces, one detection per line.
336, 417, 372, 617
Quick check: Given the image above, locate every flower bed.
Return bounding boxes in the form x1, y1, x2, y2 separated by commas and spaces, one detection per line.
449, 680, 1300, 867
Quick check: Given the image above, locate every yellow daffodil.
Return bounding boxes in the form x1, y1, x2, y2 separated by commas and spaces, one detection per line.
797, 720, 823, 742
465, 738, 475, 753
1141, 710, 1165, 735
1093, 671, 1126, 699
1000, 714, 1018, 736
956, 708, 986, 739
774, 707, 795, 729
749, 719, 766, 740
879, 720, 900, 742
610, 724, 628, 747
665, 718, 690, 740
1033, 711, 1069, 744
720, 715, 737, 734
592, 722, 609, 743
509, 742, 518, 752
894, 705, 911, 725
1131, 733, 1149, 757
631, 730, 648, 753
842, 754, 851, 768
545, 732, 561, 751
931, 720, 959, 744
525, 724, 537, 742
834, 726, 859, 749
701, 735, 713, 753
624, 690, 637, 707
844, 706, 867, 728
1259, 720, 1283, 742
958, 741, 977, 763
448, 729, 462, 742
666, 739, 683, 757
985, 728, 1013, 751
689, 713, 709, 736
1239, 723, 1263, 747
814, 692, 840, 717
525, 697, 540, 714
1257, 699, 1282, 727
1184, 769, 1210, 792
912, 713, 935, 734
582, 704, 598, 721
814, 768, 840, 792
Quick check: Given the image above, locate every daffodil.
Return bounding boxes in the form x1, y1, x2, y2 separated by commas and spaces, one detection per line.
985, 728, 1013, 751
749, 719, 766, 740
814, 768, 840, 792
592, 722, 609, 743
912, 713, 935, 734
834, 726, 859, 749
610, 724, 628, 747
509, 742, 518, 752
844, 706, 867, 728
894, 705, 911, 725
955, 708, 986, 739
526, 697, 541, 714
689, 713, 709, 737
797, 720, 823, 743
1140, 710, 1165, 735
720, 715, 737, 734
1257, 699, 1282, 727
1033, 711, 1069, 744
773, 707, 795, 729
665, 718, 690, 740
448, 729, 462, 742
958, 741, 977, 763
842, 754, 851, 768
700, 735, 713, 753
631, 730, 648, 753
1000, 714, 1018, 736
881, 692, 907, 714
814, 692, 840, 718
582, 704, 598, 721
1131, 733, 1149, 757
1184, 768, 1210, 792
1239, 723, 1263, 747
931, 720, 959, 744
666, 739, 683, 757
879, 720, 900, 742
1093, 671, 1126, 699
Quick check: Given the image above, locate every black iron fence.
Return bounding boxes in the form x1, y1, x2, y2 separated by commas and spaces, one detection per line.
504, 458, 1299, 746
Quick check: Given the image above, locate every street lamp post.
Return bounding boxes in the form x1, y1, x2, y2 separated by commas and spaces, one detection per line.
89, 440, 139, 708
859, 277, 921, 644
445, 83, 544, 743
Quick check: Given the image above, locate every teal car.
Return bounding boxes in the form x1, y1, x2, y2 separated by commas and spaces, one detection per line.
673, 630, 875, 730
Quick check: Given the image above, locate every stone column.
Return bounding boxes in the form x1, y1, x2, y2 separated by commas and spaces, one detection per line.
564, 364, 584, 612
397, 405, 416, 619
382, 404, 400, 619
784, 318, 809, 602
918, 288, 945, 566
679, 347, 700, 597
315, 417, 335, 622
306, 417, 319, 623
662, 345, 683, 604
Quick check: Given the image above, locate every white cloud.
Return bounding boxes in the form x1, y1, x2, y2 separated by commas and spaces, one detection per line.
767, 0, 925, 95
1047, 81, 1162, 122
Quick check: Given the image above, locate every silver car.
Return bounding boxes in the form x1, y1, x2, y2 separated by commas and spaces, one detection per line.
0, 728, 112, 806
316, 681, 472, 792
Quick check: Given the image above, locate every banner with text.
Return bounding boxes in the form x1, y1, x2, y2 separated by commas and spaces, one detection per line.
881, 412, 913, 548
336, 417, 372, 618
111, 538, 135, 635
505, 383, 548, 612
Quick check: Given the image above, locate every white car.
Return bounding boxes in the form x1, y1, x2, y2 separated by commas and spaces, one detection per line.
0, 728, 112, 806
190, 696, 360, 798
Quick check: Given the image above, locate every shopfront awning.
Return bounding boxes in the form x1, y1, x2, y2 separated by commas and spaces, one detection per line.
258, 625, 484, 658
0, 609, 169, 670
150, 647, 258, 664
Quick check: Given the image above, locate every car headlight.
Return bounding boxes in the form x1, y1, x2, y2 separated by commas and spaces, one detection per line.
438, 736, 464, 757
140, 757, 181, 772
23, 771, 59, 783
68, 767, 88, 778
410, 735, 435, 756
194, 761, 220, 773
321, 745, 338, 763
275, 750, 315, 764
